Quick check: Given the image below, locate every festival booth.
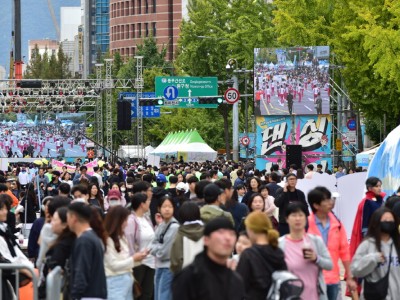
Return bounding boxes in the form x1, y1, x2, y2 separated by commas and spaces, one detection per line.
150, 130, 217, 162
356, 146, 378, 168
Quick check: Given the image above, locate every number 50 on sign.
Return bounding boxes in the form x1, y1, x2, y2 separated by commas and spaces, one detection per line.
224, 88, 240, 104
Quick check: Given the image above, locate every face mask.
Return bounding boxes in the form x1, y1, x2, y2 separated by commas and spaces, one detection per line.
120, 188, 126, 192
22, 170, 26, 173
109, 200, 120, 206
380, 221, 396, 234
126, 185, 133, 189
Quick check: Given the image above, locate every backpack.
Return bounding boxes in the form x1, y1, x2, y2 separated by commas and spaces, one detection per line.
250, 247, 304, 300
266, 270, 304, 300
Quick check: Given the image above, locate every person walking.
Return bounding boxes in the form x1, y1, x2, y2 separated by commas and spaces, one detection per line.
287, 90, 294, 115
170, 202, 204, 274
237, 211, 287, 299
172, 217, 245, 300
350, 177, 385, 259
104, 206, 148, 300
279, 202, 333, 300
150, 196, 180, 300
67, 202, 107, 300
315, 92, 322, 114
125, 192, 155, 300
274, 173, 309, 236
38, 207, 76, 299
351, 207, 400, 300
307, 187, 357, 300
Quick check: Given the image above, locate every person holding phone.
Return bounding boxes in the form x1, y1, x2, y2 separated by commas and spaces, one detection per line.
275, 173, 309, 235
278, 202, 332, 300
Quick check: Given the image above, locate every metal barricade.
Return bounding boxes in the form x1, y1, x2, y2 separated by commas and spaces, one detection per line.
46, 266, 63, 300
0, 263, 38, 300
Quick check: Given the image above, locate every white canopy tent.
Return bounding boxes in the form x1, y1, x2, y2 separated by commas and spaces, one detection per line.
150, 130, 217, 162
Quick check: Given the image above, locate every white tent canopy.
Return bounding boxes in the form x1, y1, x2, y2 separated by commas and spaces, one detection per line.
150, 130, 217, 162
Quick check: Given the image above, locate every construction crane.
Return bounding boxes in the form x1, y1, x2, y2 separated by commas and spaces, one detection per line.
10, 0, 59, 80
47, 0, 60, 40
11, 0, 22, 80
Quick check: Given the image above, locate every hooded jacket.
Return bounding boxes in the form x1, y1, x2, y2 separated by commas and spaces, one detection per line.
170, 223, 204, 273
200, 205, 234, 225
237, 244, 287, 299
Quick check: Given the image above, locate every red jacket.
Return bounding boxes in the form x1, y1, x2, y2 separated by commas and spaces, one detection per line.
349, 191, 386, 258
308, 212, 350, 284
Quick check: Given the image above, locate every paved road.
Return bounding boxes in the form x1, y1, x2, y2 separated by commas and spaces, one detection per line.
0, 140, 86, 158
256, 86, 330, 116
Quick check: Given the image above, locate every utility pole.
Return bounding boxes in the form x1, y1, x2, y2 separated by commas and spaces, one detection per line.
232, 74, 239, 162
244, 74, 249, 159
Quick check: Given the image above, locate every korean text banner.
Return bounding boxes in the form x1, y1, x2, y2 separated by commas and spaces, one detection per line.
255, 115, 332, 171
254, 46, 330, 116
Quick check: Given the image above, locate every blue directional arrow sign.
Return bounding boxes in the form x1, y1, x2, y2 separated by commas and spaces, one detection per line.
119, 92, 160, 118
163, 86, 178, 100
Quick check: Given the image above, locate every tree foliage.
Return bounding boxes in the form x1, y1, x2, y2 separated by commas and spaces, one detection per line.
25, 44, 72, 79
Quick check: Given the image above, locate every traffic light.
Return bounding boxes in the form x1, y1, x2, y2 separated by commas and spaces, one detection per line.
198, 97, 223, 105
139, 97, 165, 106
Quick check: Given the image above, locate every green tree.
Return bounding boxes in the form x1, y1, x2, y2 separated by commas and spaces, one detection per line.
24, 44, 72, 79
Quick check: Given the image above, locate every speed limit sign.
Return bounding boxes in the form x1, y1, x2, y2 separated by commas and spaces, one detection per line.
224, 88, 240, 104
241, 136, 250, 146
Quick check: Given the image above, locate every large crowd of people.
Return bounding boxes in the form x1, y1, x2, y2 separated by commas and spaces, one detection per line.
0, 120, 86, 158
254, 64, 330, 115
0, 159, 399, 300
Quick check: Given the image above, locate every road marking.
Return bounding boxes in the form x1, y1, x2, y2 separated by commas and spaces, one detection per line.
308, 98, 314, 102
304, 105, 313, 111
262, 99, 270, 115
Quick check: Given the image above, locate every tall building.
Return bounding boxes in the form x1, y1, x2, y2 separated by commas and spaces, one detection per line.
109, 0, 187, 61
81, 0, 110, 78
60, 7, 82, 76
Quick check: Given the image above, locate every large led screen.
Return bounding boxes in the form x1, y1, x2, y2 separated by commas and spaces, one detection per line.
0, 112, 87, 158
254, 46, 330, 116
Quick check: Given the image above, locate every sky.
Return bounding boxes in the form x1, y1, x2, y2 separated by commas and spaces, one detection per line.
0, 0, 80, 78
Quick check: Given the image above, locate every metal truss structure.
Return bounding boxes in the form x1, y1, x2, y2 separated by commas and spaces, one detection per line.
0, 77, 133, 156
134, 56, 144, 159
95, 63, 104, 148
104, 59, 114, 152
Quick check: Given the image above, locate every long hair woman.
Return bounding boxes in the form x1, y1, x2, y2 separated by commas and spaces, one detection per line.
149, 196, 180, 300
104, 206, 147, 300
19, 184, 38, 223
125, 192, 155, 300
39, 206, 76, 298
88, 182, 105, 212
351, 207, 400, 299
226, 188, 249, 232
237, 211, 287, 299
242, 177, 263, 205
278, 202, 332, 300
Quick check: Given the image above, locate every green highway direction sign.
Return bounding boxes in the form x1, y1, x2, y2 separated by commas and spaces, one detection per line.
155, 76, 219, 108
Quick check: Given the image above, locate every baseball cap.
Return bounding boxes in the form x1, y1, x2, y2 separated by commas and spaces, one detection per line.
176, 182, 187, 192
107, 189, 121, 200
204, 217, 235, 236
203, 183, 223, 202
156, 174, 167, 183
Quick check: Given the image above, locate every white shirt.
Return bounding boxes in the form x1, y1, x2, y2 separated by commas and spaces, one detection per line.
18, 171, 30, 184
104, 237, 135, 277
137, 216, 155, 269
